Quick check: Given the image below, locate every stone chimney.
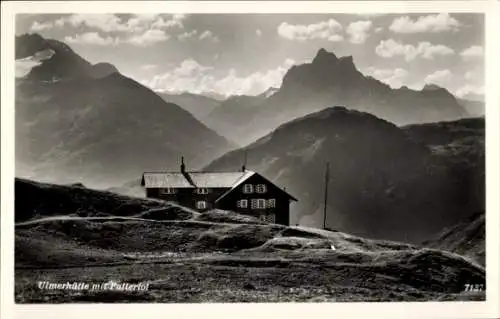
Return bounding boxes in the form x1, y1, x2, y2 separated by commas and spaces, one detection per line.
180, 156, 186, 173
180, 156, 196, 187
241, 150, 247, 172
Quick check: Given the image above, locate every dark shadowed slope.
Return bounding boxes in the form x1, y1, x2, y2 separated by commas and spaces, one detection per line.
422, 211, 485, 266
15, 178, 485, 303
404, 118, 485, 265
205, 48, 469, 146
205, 107, 484, 244
14, 178, 198, 223
402, 117, 485, 215
15, 33, 233, 188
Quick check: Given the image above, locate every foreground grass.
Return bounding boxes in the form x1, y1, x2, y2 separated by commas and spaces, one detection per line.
16, 250, 485, 303
15, 218, 485, 303
14, 178, 486, 303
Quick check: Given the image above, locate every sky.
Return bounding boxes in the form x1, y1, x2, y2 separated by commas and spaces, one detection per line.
16, 13, 485, 98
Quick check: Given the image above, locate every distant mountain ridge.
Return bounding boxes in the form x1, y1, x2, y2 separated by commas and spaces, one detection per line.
204, 48, 469, 146
157, 92, 221, 124
205, 106, 484, 243
457, 99, 485, 117
15, 33, 233, 189
420, 83, 484, 117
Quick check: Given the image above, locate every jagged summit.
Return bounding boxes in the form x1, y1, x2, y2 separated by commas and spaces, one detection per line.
312, 48, 339, 63
311, 49, 355, 69
339, 55, 354, 64
423, 83, 443, 91
16, 33, 50, 59
281, 48, 362, 92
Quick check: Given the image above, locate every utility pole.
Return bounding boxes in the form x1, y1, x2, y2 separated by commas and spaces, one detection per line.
323, 162, 330, 229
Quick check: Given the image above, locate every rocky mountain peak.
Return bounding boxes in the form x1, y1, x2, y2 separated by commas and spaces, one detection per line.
16, 33, 49, 59
423, 84, 443, 91
280, 49, 361, 92
312, 48, 339, 64
89, 62, 120, 79
421, 84, 456, 100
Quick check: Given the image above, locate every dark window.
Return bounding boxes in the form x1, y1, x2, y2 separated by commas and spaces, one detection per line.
256, 184, 267, 193
196, 201, 207, 209
243, 184, 253, 194
160, 187, 176, 194
195, 188, 209, 194
252, 198, 266, 209
237, 199, 248, 208
268, 198, 276, 208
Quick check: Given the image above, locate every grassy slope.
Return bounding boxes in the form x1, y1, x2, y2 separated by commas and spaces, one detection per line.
422, 211, 485, 266
15, 178, 485, 303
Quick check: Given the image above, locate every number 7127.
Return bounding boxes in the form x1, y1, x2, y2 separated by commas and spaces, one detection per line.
464, 284, 484, 292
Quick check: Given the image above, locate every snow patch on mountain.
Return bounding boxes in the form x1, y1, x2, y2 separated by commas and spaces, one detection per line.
16, 49, 55, 78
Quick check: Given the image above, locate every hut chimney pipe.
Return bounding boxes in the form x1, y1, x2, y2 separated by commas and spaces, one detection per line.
181, 156, 186, 173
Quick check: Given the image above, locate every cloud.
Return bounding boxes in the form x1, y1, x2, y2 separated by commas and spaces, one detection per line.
151, 14, 186, 29
56, 14, 186, 34
455, 84, 484, 98
66, 14, 133, 32
178, 30, 198, 41
389, 13, 461, 33
284, 58, 296, 67
177, 30, 219, 42
364, 67, 409, 88
424, 69, 453, 85
464, 71, 475, 80
277, 19, 343, 42
175, 58, 213, 77
346, 20, 372, 44
124, 14, 158, 32
141, 64, 157, 70
199, 30, 219, 42
144, 58, 295, 96
145, 58, 213, 93
54, 17, 65, 27
64, 32, 119, 46
211, 66, 288, 96
375, 39, 455, 61
460, 45, 484, 59
256, 29, 262, 36
30, 21, 53, 31
464, 70, 484, 83
124, 29, 169, 46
